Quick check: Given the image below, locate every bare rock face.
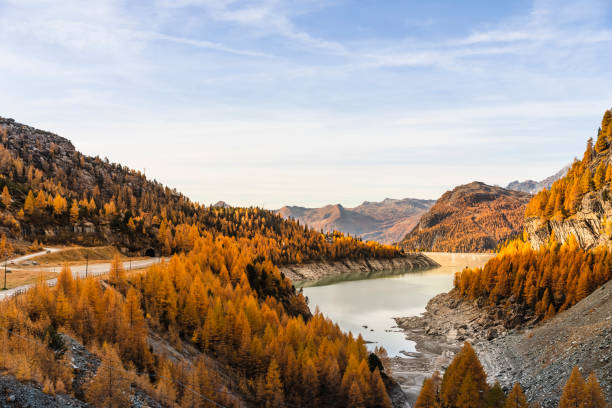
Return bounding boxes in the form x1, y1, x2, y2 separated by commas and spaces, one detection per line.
525, 188, 612, 249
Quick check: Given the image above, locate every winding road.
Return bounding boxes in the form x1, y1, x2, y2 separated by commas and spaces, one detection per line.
0, 250, 163, 300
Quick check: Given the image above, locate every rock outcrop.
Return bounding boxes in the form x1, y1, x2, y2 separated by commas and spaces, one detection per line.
399, 182, 531, 252
279, 253, 438, 282
525, 186, 612, 250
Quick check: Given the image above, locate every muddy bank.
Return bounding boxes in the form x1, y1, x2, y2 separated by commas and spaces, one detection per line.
280, 253, 438, 282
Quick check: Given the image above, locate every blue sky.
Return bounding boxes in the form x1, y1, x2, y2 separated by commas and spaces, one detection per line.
1, 0, 611, 208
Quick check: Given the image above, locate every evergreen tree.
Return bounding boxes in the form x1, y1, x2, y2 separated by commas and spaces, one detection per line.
486, 381, 506, 408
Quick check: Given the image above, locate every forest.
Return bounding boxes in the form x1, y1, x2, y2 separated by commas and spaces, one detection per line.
0, 119, 401, 264
454, 238, 611, 320
455, 110, 612, 321
525, 109, 612, 220
414, 342, 607, 408
0, 228, 393, 407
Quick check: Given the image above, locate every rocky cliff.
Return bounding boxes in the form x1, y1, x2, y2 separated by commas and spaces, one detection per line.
525, 188, 612, 249
523, 112, 612, 250
399, 182, 531, 252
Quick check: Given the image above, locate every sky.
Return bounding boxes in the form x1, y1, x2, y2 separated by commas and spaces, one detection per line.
1, 0, 611, 209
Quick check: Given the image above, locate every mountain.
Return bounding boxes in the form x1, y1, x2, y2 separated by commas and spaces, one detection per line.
524, 109, 612, 249
506, 165, 570, 194
399, 182, 531, 252
0, 116, 413, 408
0, 116, 402, 265
277, 198, 435, 244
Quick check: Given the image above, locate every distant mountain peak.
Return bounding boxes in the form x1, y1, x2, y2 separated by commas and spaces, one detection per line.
276, 197, 435, 244
213, 200, 231, 208
506, 165, 570, 194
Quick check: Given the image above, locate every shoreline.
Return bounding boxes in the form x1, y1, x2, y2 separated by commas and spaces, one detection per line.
279, 253, 439, 282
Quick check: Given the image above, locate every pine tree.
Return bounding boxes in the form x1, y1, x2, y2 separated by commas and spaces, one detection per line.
559, 367, 587, 408
504, 383, 527, 408
85, 343, 132, 408
156, 361, 178, 407
370, 368, 391, 408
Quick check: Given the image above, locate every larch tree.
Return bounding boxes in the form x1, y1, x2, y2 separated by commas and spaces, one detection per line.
486, 381, 506, 408
24, 190, 35, 215
263, 359, 285, 408
584, 372, 607, 408
504, 383, 527, 408
70, 200, 79, 223
559, 367, 587, 408
85, 343, 132, 408
1, 185, 11, 207
440, 342, 488, 408
415, 376, 440, 408
108, 254, 126, 289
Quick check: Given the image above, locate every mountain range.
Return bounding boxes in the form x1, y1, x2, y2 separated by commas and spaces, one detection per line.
506, 165, 570, 194
276, 198, 435, 244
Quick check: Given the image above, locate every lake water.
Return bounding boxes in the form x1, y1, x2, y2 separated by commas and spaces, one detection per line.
298, 253, 493, 357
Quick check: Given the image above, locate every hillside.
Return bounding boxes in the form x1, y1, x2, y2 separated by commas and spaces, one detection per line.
0, 116, 413, 408
506, 165, 569, 194
277, 198, 434, 244
478, 277, 612, 406
524, 109, 612, 249
399, 182, 531, 252
0, 116, 403, 265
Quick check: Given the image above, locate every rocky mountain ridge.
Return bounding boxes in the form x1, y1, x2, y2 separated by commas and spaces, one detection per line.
277, 198, 435, 244
506, 165, 569, 194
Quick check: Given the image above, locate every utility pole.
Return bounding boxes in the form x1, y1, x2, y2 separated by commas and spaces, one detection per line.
85, 253, 89, 278
3, 255, 7, 290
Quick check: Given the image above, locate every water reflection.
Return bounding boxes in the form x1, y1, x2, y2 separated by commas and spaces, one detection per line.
300, 253, 492, 357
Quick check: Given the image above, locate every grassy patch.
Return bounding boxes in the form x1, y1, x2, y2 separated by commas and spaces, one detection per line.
1, 269, 58, 289
29, 246, 125, 265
